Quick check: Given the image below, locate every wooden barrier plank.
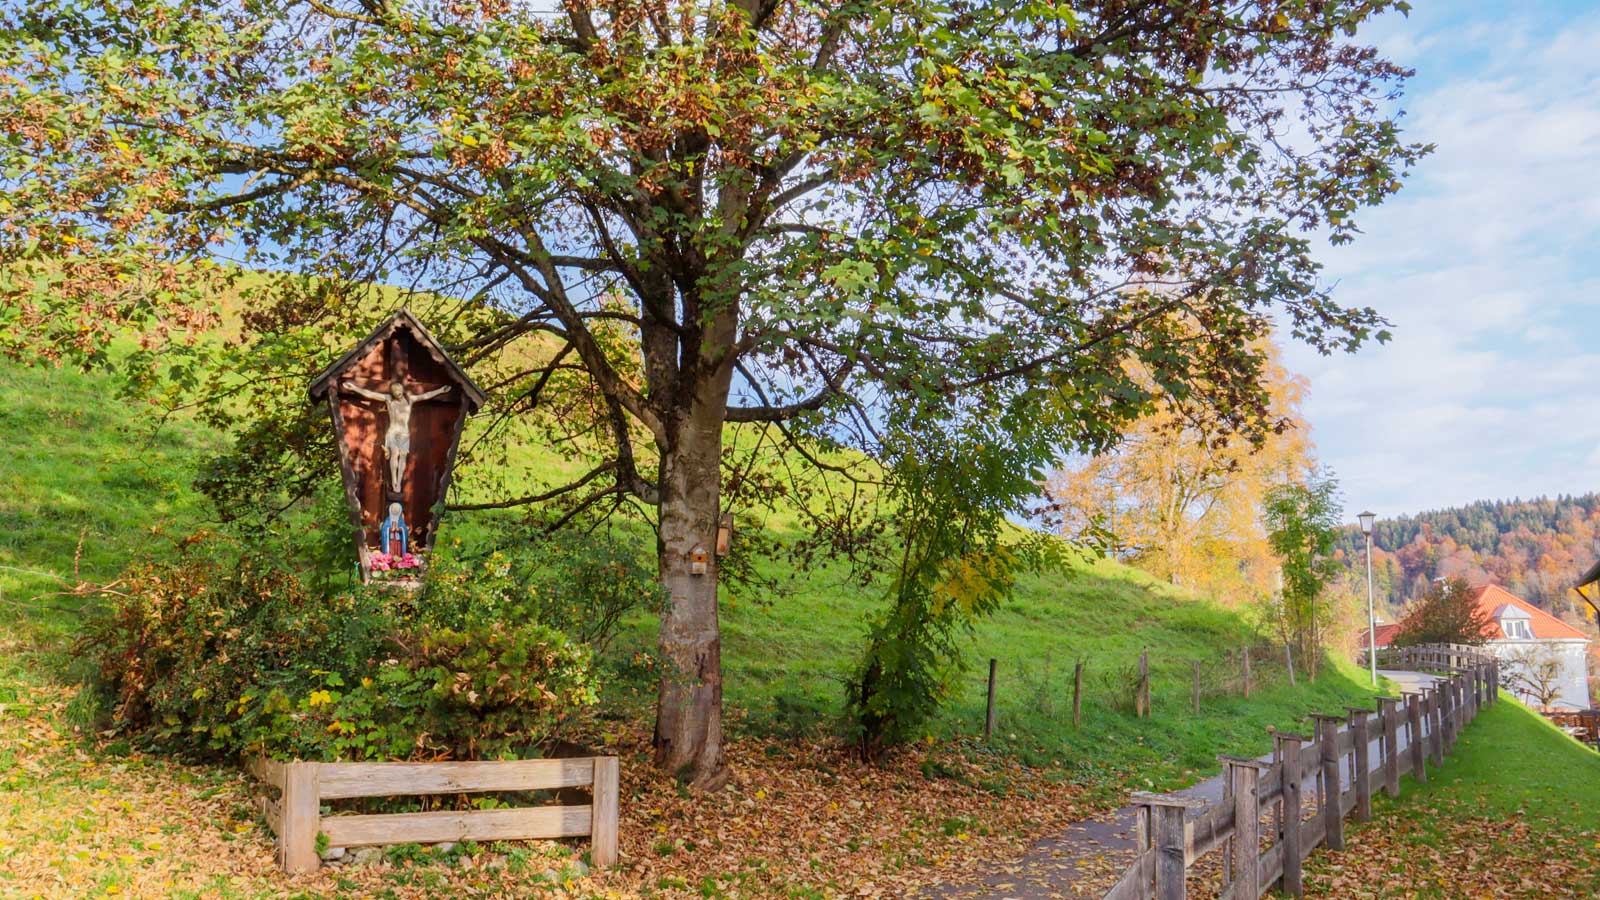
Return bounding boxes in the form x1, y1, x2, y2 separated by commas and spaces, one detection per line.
1276, 733, 1306, 896
1258, 841, 1284, 891
1346, 707, 1373, 823
1311, 715, 1344, 853
317, 758, 595, 799
247, 757, 286, 791
1223, 756, 1269, 900
590, 757, 619, 868
1188, 804, 1235, 862
321, 805, 594, 847
281, 762, 321, 875
1405, 694, 1427, 784
257, 795, 283, 838
1101, 849, 1156, 900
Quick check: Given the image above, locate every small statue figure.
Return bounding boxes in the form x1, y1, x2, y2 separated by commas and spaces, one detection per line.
380, 501, 409, 556
341, 380, 452, 492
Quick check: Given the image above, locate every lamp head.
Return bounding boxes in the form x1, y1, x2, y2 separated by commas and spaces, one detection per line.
1358, 510, 1376, 536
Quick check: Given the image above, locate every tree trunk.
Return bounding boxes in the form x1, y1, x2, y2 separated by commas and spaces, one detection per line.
652, 379, 730, 791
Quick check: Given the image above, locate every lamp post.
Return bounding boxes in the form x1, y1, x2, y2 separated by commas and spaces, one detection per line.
1359, 510, 1377, 686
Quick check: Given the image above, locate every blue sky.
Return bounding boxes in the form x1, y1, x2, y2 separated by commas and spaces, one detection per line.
1283, 0, 1600, 520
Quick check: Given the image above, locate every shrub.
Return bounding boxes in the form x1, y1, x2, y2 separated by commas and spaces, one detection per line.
239, 622, 597, 761
419, 528, 660, 655
78, 537, 597, 761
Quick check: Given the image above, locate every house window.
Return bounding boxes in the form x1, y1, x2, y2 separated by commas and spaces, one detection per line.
1502, 619, 1533, 639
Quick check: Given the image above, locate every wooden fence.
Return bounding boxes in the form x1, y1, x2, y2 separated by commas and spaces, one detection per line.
247, 756, 619, 875
1101, 644, 1499, 900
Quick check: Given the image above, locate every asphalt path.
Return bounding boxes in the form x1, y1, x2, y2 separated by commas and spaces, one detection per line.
925, 670, 1447, 900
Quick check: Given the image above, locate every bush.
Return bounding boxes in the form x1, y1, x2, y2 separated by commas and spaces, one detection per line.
419, 528, 660, 655
77, 537, 598, 761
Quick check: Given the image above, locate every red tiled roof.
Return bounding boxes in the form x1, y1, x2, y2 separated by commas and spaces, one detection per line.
1362, 583, 1590, 648
1468, 584, 1590, 641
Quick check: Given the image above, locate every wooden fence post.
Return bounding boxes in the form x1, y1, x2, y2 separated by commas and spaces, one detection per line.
590, 756, 619, 868
1311, 714, 1345, 852
1192, 661, 1202, 716
1072, 659, 1084, 729
1243, 644, 1252, 699
1439, 677, 1456, 754
1404, 693, 1427, 784
1221, 756, 1270, 900
281, 761, 321, 875
1275, 732, 1307, 897
984, 658, 998, 741
1131, 793, 1205, 900
1378, 697, 1401, 799
1137, 651, 1151, 718
1425, 685, 1442, 767
1346, 706, 1372, 822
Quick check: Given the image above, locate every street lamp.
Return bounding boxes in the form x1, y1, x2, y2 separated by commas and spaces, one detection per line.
1359, 510, 1377, 686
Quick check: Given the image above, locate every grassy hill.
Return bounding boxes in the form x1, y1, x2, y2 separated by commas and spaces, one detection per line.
0, 349, 1384, 799
1305, 697, 1600, 897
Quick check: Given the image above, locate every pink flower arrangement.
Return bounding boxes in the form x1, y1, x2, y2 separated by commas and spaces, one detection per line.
369, 552, 419, 573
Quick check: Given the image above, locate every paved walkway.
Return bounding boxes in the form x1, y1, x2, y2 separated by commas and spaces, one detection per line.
925, 671, 1445, 900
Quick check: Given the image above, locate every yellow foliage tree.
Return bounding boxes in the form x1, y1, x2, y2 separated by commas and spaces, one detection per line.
1044, 336, 1313, 606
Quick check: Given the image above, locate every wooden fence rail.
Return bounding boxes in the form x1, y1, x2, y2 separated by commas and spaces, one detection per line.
246, 756, 620, 875
1101, 643, 1498, 900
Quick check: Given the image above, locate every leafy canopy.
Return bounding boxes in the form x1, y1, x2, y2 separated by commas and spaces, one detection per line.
1, 0, 1424, 530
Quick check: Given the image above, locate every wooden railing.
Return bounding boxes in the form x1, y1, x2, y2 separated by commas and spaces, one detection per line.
247, 756, 619, 874
1102, 644, 1498, 900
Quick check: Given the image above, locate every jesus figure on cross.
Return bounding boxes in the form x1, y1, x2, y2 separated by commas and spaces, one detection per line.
341, 380, 453, 492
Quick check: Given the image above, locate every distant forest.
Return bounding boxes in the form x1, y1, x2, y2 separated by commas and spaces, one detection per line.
1332, 494, 1600, 629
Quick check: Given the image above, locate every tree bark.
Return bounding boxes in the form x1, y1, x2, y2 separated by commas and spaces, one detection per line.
651, 360, 733, 791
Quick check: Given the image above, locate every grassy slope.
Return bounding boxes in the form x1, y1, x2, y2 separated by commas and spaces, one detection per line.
1305, 696, 1600, 898
0, 354, 1381, 798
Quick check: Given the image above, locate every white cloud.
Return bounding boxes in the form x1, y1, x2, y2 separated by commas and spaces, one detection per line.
1283, 7, 1600, 518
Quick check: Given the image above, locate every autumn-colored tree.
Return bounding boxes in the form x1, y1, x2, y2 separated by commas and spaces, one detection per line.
0, 0, 1423, 786
1044, 333, 1312, 604
1391, 577, 1492, 648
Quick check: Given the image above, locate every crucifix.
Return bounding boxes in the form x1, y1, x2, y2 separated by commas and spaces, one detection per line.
309, 310, 486, 582
339, 379, 453, 492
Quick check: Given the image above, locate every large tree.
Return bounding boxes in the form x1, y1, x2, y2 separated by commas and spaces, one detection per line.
1, 0, 1422, 786
1045, 333, 1313, 604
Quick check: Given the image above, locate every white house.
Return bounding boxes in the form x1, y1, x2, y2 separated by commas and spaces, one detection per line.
1374, 583, 1592, 711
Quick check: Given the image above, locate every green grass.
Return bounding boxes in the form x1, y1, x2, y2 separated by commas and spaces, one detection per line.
1303, 696, 1600, 898
1382, 695, 1600, 827
0, 352, 1384, 800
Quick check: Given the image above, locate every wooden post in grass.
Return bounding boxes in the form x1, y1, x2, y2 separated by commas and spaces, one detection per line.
1072, 660, 1084, 729
984, 658, 998, 742
1439, 677, 1455, 754
1221, 755, 1270, 899
281, 761, 321, 875
1192, 661, 1202, 715
1404, 693, 1427, 784
1346, 706, 1372, 822
1275, 732, 1307, 897
1310, 714, 1345, 851
1242, 644, 1252, 699
1136, 651, 1151, 718
1378, 697, 1401, 799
